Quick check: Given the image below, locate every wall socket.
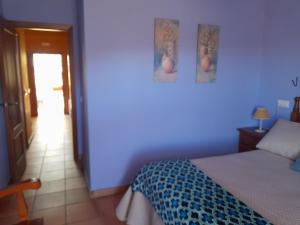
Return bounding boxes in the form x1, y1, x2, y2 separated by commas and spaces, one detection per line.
277, 99, 290, 108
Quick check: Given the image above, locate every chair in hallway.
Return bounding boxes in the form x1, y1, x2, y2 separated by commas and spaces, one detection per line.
0, 178, 43, 225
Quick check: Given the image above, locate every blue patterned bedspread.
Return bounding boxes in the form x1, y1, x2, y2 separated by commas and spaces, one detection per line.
132, 160, 273, 225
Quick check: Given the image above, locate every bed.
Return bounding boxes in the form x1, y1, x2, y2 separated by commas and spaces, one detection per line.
116, 97, 300, 225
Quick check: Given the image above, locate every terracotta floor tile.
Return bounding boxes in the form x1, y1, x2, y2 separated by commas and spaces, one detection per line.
45, 150, 64, 157
24, 164, 42, 174
93, 194, 126, 225
26, 151, 46, 159
29, 139, 43, 144
0, 115, 86, 224
66, 177, 86, 190
24, 189, 37, 198
26, 196, 35, 212
67, 201, 99, 224
64, 145, 72, 149
65, 168, 82, 178
31, 206, 66, 225
65, 161, 77, 169
37, 180, 65, 195
64, 147, 73, 152
33, 191, 65, 211
41, 169, 65, 182
42, 162, 64, 172
26, 155, 44, 163
64, 154, 74, 161
64, 140, 73, 145
26, 157, 44, 166
67, 217, 106, 225
64, 148, 73, 154
97, 213, 126, 225
66, 188, 90, 205
27, 149, 46, 154
93, 194, 123, 218
22, 172, 41, 181
64, 152, 74, 157
44, 155, 64, 163
47, 145, 64, 150
28, 145, 47, 152
30, 137, 45, 143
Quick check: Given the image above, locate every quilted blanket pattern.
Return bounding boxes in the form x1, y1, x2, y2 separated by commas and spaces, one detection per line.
132, 160, 273, 225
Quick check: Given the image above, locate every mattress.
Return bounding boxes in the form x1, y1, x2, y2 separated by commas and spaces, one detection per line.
116, 150, 300, 225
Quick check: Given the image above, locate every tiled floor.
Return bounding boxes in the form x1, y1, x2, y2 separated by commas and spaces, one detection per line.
0, 107, 126, 225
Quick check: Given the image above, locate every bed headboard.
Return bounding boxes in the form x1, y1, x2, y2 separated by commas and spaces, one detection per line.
291, 97, 300, 122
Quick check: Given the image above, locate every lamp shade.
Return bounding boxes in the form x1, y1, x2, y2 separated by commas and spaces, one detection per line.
254, 107, 269, 120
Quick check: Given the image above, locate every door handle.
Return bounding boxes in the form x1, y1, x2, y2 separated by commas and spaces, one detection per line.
0, 103, 8, 107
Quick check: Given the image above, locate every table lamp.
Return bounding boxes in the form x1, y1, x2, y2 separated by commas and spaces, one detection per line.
253, 107, 269, 133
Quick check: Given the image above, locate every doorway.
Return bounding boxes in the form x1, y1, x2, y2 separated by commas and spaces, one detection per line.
0, 19, 80, 184
33, 53, 64, 116
14, 27, 80, 182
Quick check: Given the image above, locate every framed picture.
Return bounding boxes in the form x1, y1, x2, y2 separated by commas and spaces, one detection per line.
196, 24, 220, 83
154, 18, 179, 83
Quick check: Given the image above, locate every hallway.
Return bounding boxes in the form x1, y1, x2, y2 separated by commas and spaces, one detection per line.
0, 110, 125, 225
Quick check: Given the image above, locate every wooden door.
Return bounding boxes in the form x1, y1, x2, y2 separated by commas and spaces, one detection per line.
17, 29, 33, 145
0, 25, 27, 182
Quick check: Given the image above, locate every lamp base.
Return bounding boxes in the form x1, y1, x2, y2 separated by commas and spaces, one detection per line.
255, 128, 267, 133
255, 119, 267, 133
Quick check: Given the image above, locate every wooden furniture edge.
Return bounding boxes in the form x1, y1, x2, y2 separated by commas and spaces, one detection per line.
0, 178, 41, 198
291, 97, 300, 122
89, 185, 129, 199
0, 178, 41, 223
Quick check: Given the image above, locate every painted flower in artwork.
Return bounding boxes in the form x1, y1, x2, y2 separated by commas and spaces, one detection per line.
154, 18, 179, 83
196, 24, 220, 83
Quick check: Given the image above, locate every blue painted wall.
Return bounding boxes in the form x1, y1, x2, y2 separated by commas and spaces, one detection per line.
76, 0, 91, 187
259, 0, 300, 126
82, 0, 265, 191
1, 0, 85, 156
3, 0, 297, 191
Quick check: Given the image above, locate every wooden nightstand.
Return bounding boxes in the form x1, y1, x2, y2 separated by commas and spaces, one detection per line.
237, 127, 268, 152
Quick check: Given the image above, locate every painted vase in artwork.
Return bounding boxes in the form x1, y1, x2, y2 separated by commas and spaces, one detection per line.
200, 45, 208, 58
162, 55, 174, 74
201, 55, 211, 72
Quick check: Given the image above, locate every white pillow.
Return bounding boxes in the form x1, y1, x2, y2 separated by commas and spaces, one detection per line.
256, 119, 300, 160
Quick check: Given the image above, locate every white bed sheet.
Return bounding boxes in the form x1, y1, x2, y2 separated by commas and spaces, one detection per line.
116, 150, 300, 225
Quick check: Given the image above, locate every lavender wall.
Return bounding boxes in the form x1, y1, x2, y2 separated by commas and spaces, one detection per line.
259, 0, 300, 125
83, 0, 265, 191
1, 0, 85, 156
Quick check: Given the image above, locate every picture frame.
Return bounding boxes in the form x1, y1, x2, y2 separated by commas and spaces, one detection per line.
196, 24, 220, 83
154, 18, 179, 83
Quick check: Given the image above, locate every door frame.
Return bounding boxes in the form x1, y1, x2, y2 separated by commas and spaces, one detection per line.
10, 20, 79, 162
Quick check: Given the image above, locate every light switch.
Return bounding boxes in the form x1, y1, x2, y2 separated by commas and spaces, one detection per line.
277, 99, 290, 108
